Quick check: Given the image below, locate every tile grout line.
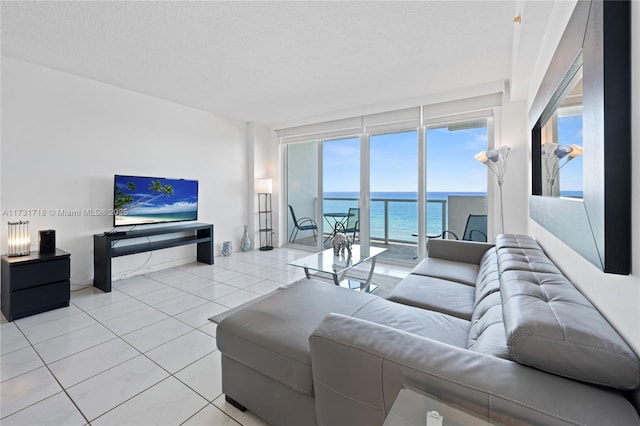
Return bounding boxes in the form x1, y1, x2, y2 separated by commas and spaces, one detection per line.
2, 249, 410, 425
74, 288, 224, 415
4, 287, 211, 396
0, 322, 92, 425
178, 402, 240, 426
85, 323, 220, 424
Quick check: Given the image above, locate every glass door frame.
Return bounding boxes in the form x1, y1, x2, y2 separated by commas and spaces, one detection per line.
282, 109, 497, 261
366, 127, 424, 261
422, 111, 496, 243
319, 135, 363, 252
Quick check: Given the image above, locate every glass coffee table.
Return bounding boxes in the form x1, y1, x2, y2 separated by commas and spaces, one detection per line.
289, 245, 387, 292
384, 385, 504, 426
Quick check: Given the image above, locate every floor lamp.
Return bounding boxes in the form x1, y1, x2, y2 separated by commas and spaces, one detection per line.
256, 178, 273, 251
474, 146, 510, 234
541, 143, 583, 195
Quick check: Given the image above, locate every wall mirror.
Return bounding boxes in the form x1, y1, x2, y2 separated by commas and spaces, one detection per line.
539, 66, 583, 198
529, 0, 630, 275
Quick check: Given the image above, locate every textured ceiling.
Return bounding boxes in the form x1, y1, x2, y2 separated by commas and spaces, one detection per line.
2, 1, 529, 125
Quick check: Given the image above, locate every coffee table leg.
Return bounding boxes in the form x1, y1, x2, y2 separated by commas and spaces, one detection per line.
332, 273, 340, 286
304, 268, 311, 279
332, 258, 376, 290
362, 257, 378, 290
332, 270, 348, 286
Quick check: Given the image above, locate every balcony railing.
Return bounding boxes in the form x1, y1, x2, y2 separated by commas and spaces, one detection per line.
323, 196, 447, 244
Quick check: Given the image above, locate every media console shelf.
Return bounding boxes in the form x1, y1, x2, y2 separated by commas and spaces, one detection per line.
94, 223, 214, 292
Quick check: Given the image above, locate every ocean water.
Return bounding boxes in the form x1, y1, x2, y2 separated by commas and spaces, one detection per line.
115, 211, 197, 226
323, 191, 486, 242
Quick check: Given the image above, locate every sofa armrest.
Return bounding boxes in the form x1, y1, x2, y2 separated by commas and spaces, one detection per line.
427, 238, 494, 264
309, 314, 640, 426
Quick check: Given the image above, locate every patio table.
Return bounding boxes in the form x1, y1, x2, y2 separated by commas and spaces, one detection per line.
323, 212, 352, 241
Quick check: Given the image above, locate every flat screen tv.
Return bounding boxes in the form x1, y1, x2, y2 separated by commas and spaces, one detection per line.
114, 175, 198, 227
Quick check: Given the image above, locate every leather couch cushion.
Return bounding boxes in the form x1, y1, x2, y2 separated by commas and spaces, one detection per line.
353, 298, 469, 348
387, 274, 474, 320
216, 280, 377, 396
467, 292, 509, 359
501, 270, 640, 389
495, 234, 543, 251
469, 248, 510, 358
498, 249, 561, 274
411, 257, 478, 286
474, 248, 500, 307
495, 234, 561, 274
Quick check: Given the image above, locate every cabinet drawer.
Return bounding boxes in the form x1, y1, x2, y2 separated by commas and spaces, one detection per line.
11, 280, 70, 320
10, 258, 70, 290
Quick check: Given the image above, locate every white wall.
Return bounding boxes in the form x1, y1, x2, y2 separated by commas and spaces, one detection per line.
524, 2, 640, 353
251, 122, 280, 247
1, 57, 250, 288
499, 99, 529, 236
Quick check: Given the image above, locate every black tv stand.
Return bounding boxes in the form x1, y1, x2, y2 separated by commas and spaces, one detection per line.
93, 222, 214, 292
104, 230, 127, 237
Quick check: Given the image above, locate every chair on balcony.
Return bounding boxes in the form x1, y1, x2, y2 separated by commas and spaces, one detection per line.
342, 207, 359, 242
288, 205, 318, 243
433, 213, 488, 242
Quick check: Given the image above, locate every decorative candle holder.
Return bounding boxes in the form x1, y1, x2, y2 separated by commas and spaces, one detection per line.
8, 221, 31, 257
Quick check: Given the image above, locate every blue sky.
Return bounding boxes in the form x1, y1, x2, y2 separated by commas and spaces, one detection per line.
322, 116, 583, 194
556, 115, 583, 191
323, 126, 489, 193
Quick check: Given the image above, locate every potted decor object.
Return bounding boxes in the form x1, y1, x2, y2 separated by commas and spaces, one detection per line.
241, 225, 251, 252
222, 241, 232, 256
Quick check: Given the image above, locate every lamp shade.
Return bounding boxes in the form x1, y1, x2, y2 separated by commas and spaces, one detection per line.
474, 151, 488, 163
8, 221, 31, 257
256, 178, 272, 194
569, 144, 584, 158
473, 145, 510, 234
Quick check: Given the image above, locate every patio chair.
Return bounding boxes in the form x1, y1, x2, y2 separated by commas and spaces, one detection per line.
342, 207, 359, 242
434, 213, 488, 242
288, 205, 318, 243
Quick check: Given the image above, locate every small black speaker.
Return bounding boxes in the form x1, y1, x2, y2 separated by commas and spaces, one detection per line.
39, 230, 56, 254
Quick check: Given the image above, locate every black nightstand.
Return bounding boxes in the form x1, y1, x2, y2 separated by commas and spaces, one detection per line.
1, 249, 70, 321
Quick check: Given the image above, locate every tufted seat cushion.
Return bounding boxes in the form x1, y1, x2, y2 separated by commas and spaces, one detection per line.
501, 269, 640, 389
467, 292, 509, 359
495, 234, 544, 251
474, 248, 500, 306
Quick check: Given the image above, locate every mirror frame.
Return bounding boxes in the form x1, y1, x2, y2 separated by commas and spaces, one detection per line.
529, 0, 630, 274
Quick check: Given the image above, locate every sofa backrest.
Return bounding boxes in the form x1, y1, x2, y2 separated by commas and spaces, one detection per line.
467, 237, 538, 359
467, 247, 510, 359
498, 235, 640, 390
468, 234, 640, 391
496, 235, 561, 275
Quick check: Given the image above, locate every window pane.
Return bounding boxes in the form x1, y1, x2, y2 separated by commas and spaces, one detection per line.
287, 141, 319, 247
426, 122, 488, 240
323, 137, 360, 247
370, 131, 418, 262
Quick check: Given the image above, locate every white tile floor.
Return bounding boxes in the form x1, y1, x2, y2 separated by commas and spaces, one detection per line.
0, 247, 411, 425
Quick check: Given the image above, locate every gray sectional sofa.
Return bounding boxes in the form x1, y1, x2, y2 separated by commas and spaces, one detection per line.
216, 234, 640, 425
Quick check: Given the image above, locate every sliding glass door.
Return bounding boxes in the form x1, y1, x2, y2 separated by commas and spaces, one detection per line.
322, 137, 360, 247
425, 120, 488, 241
370, 131, 418, 262
284, 113, 494, 264
286, 141, 319, 248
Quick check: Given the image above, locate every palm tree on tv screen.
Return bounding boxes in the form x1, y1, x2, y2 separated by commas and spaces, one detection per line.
115, 180, 174, 212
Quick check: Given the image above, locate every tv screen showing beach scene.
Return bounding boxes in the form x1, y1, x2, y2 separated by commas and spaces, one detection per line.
114, 175, 198, 226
